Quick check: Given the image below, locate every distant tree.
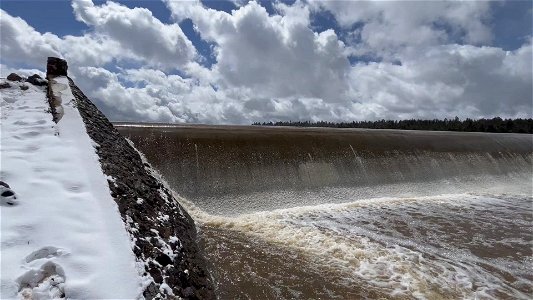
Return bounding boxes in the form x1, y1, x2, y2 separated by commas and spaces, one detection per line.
253, 117, 533, 134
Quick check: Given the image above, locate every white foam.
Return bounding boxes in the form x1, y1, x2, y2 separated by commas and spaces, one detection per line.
182, 192, 532, 299
189, 172, 532, 216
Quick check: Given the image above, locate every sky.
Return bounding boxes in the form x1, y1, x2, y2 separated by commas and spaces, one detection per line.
1, 0, 532, 124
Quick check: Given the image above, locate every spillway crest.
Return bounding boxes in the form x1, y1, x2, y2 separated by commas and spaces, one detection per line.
117, 124, 531, 214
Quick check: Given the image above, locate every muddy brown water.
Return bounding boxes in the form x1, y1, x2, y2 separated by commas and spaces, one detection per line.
116, 123, 532, 299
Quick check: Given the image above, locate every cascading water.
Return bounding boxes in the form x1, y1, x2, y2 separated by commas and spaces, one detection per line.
117, 124, 532, 299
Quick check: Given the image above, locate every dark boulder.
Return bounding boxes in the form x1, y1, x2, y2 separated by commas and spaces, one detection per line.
26, 74, 47, 86
6, 73, 22, 81
155, 253, 173, 266
46, 57, 68, 77
0, 82, 11, 89
20, 85, 29, 91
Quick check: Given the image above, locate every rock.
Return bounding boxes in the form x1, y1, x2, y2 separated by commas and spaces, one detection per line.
20, 85, 29, 91
183, 287, 195, 297
144, 283, 159, 300
155, 254, 173, 266
0, 82, 11, 89
26, 74, 47, 86
6, 73, 22, 81
46, 57, 68, 77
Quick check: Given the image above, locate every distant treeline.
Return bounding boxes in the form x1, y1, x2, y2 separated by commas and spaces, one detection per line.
252, 117, 533, 133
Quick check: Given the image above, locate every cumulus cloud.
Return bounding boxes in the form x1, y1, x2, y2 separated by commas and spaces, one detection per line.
349, 42, 533, 120
73, 66, 230, 123
71, 0, 196, 69
165, 0, 351, 100
0, 10, 62, 66
310, 1, 493, 60
0, 64, 45, 78
0, 1, 531, 124
0, 8, 130, 68
62, 34, 132, 67
71, 40, 531, 125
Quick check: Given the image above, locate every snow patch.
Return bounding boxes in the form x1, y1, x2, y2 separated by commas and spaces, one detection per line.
0, 78, 143, 299
169, 236, 181, 244
157, 213, 170, 222
159, 283, 174, 296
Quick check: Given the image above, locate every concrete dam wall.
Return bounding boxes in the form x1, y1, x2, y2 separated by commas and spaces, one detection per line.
116, 123, 532, 215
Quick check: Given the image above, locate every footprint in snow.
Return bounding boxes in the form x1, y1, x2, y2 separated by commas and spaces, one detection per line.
14, 120, 47, 126
63, 181, 85, 193
24, 145, 40, 153
21, 131, 41, 138
13, 120, 28, 126
25, 246, 67, 263
17, 261, 66, 299
3, 96, 17, 103
0, 181, 18, 206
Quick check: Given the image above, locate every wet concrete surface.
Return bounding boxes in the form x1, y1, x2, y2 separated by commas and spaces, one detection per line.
115, 123, 532, 201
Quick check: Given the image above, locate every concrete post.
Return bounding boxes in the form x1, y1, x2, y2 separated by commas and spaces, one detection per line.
46, 57, 68, 78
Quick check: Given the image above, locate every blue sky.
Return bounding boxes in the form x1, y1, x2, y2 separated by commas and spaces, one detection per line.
1, 0, 532, 124
3, 1, 530, 51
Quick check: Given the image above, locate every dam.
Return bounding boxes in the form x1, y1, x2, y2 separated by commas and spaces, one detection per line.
117, 123, 532, 299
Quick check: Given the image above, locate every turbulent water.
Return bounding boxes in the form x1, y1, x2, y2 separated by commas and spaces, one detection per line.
116, 124, 533, 299
185, 191, 532, 299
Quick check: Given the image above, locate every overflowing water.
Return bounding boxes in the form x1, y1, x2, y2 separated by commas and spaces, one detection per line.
185, 192, 532, 299
116, 124, 532, 299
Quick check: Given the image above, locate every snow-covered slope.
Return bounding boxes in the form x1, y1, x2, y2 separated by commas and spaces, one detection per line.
0, 78, 143, 299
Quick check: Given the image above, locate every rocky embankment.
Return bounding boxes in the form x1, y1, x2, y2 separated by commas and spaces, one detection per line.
46, 58, 214, 299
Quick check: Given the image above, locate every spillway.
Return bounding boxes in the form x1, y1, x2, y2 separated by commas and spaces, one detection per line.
116, 124, 531, 214
116, 123, 533, 299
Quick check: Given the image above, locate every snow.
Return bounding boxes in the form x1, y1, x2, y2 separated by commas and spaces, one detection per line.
0, 78, 143, 299
159, 283, 174, 296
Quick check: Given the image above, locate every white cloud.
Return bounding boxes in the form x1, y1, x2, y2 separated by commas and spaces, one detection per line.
72, 66, 230, 123
1, 1, 531, 125
0, 64, 45, 78
73, 66, 176, 122
62, 34, 133, 67
70, 39, 531, 126
165, 0, 351, 101
0, 8, 129, 69
71, 0, 196, 69
310, 0, 493, 60
0, 10, 62, 66
348, 42, 533, 120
